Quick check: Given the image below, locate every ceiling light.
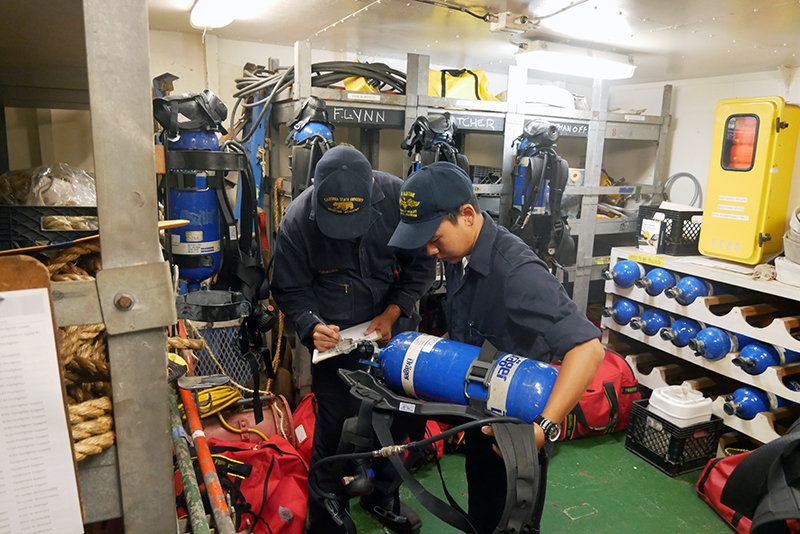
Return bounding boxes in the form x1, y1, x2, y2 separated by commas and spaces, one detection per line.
190, 0, 235, 29
515, 41, 636, 80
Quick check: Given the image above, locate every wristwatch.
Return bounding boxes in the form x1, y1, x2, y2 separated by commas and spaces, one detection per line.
533, 414, 561, 442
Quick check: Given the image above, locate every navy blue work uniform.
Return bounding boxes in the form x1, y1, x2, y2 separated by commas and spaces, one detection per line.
445, 214, 600, 533
272, 171, 435, 534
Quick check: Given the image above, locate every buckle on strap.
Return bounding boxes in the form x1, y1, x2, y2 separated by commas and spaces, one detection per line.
464, 340, 502, 410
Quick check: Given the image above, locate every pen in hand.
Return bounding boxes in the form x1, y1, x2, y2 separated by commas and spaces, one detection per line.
309, 310, 329, 328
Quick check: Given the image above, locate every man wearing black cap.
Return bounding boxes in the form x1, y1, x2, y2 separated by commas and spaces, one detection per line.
272, 145, 434, 534
389, 161, 604, 533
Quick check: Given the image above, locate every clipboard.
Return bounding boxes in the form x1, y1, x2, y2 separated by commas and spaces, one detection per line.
0, 255, 85, 531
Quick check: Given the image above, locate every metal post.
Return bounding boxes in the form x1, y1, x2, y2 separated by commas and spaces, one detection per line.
360, 128, 380, 169
404, 53, 429, 178
652, 85, 674, 203
572, 78, 609, 313
83, 1, 177, 532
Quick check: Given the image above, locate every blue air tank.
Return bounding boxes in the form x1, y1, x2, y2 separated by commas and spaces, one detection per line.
688, 327, 755, 360
722, 387, 790, 420
634, 267, 678, 296
731, 343, 800, 375
602, 260, 646, 288
664, 276, 727, 305
168, 132, 222, 290
379, 332, 558, 423
629, 309, 672, 336
659, 318, 703, 348
602, 298, 643, 326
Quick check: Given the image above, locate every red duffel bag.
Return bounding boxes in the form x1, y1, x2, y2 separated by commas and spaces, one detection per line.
292, 393, 317, 465
555, 349, 640, 440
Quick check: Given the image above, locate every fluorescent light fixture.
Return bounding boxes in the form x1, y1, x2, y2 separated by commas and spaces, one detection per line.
515, 41, 636, 80
190, 0, 235, 29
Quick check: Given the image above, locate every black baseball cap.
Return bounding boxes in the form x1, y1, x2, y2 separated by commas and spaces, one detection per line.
388, 162, 473, 249
314, 145, 373, 240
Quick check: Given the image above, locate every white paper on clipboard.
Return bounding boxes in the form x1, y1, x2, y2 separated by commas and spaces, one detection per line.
312, 321, 381, 364
0, 288, 83, 534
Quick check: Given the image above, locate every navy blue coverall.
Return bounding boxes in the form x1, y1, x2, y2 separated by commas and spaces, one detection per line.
445, 214, 600, 533
271, 171, 435, 534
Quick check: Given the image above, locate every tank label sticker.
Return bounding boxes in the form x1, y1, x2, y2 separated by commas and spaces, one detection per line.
171, 241, 221, 255
401, 334, 440, 398
486, 354, 524, 416
777, 347, 787, 365
766, 391, 780, 411
399, 402, 416, 414
712, 212, 749, 221
185, 230, 204, 242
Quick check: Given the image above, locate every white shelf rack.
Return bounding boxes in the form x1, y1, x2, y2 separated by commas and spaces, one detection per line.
605, 246, 800, 444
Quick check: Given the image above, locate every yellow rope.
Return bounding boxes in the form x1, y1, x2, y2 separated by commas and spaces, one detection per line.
269, 177, 288, 392
217, 412, 270, 443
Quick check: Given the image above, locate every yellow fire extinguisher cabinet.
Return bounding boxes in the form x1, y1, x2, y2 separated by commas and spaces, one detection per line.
698, 96, 800, 264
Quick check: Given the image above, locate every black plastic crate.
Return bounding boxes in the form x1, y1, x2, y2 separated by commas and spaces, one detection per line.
625, 399, 723, 476
637, 205, 703, 256
0, 205, 98, 250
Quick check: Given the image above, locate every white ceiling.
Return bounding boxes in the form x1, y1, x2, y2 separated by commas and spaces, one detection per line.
147, 0, 800, 85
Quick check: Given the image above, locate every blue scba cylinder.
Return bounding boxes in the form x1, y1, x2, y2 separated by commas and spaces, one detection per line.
659, 318, 703, 347
634, 268, 677, 296
688, 327, 755, 360
723, 387, 790, 420
602, 298, 642, 326
629, 309, 672, 336
602, 260, 646, 288
380, 332, 558, 423
732, 343, 800, 375
168, 132, 223, 290
664, 276, 726, 305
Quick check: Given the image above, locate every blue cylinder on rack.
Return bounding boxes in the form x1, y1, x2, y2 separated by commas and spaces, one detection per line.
602, 298, 643, 326
634, 267, 678, 296
659, 318, 703, 347
602, 260, 647, 288
380, 332, 558, 423
722, 387, 789, 420
731, 343, 800, 375
688, 327, 755, 360
664, 276, 726, 305
629, 309, 672, 336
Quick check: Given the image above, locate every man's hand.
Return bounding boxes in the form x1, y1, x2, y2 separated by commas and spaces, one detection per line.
481, 423, 545, 457
364, 304, 402, 343
312, 323, 341, 352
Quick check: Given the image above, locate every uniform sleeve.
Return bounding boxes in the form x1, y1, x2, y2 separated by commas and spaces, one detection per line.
386, 248, 436, 317
504, 260, 600, 359
270, 221, 319, 346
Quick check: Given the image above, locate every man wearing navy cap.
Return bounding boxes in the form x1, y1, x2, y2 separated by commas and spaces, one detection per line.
272, 145, 434, 534
389, 161, 604, 533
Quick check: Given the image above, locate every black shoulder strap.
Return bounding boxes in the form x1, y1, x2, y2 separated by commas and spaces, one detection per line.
491, 423, 540, 534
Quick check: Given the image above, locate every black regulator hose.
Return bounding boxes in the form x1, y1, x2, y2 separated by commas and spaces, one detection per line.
308, 416, 527, 501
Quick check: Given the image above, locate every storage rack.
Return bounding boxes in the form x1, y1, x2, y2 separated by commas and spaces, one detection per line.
1, 0, 177, 532
602, 246, 800, 444
269, 42, 673, 313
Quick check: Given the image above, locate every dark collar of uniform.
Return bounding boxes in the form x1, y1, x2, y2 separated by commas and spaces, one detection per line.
309, 173, 385, 220
465, 212, 497, 277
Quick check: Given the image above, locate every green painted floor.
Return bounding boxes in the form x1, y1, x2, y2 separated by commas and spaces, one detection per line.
350, 433, 731, 534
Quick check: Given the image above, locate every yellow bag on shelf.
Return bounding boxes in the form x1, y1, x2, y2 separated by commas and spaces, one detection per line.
428, 68, 499, 101
343, 73, 379, 93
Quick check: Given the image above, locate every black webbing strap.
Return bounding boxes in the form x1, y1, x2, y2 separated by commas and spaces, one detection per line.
372, 411, 482, 534
491, 423, 539, 534
465, 340, 502, 413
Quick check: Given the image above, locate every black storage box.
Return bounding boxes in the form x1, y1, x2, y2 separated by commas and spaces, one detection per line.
0, 206, 98, 250
637, 205, 703, 256
625, 399, 723, 476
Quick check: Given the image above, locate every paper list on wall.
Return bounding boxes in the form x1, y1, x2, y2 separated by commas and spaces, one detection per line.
0, 288, 83, 534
